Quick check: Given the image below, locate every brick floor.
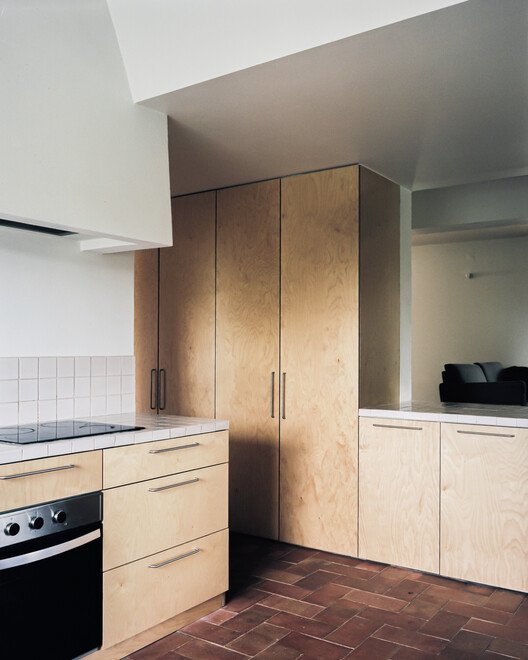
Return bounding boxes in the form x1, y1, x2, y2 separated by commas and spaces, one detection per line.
126, 533, 528, 659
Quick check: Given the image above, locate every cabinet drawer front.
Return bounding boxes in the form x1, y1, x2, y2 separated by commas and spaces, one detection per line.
103, 528, 228, 649
359, 418, 440, 573
103, 430, 228, 488
0, 451, 102, 512
103, 463, 228, 570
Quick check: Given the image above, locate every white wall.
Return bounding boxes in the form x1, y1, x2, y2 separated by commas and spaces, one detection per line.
107, 0, 465, 101
400, 188, 412, 403
412, 236, 528, 402
0, 0, 172, 248
0, 227, 133, 357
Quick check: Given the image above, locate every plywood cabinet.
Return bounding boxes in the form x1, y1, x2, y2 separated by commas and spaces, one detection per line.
359, 418, 440, 573
441, 423, 528, 592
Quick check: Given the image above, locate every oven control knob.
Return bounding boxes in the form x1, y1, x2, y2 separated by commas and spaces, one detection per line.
29, 516, 44, 530
52, 510, 67, 524
4, 522, 20, 537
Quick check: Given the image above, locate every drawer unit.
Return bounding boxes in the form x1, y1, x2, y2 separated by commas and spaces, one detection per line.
103, 430, 228, 488
441, 423, 528, 592
0, 451, 102, 512
103, 528, 228, 649
103, 463, 228, 570
359, 417, 440, 573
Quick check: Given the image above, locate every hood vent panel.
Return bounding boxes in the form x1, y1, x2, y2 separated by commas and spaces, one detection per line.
0, 219, 77, 237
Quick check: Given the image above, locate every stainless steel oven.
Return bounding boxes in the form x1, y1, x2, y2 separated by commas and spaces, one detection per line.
0, 492, 102, 659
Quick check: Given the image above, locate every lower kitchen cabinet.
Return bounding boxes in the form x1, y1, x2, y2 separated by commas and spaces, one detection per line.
359, 418, 440, 573
441, 423, 528, 592
103, 529, 228, 649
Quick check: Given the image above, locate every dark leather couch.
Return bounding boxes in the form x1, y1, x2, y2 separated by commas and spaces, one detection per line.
439, 362, 528, 405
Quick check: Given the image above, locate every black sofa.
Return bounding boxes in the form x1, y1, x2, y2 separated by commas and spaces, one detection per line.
439, 362, 528, 405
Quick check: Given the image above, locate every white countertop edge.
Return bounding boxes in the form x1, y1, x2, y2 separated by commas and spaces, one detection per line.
359, 408, 525, 428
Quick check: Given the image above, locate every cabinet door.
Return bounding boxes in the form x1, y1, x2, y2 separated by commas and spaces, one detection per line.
134, 249, 159, 413
441, 423, 528, 592
359, 418, 440, 573
280, 166, 359, 555
216, 181, 280, 538
159, 193, 216, 417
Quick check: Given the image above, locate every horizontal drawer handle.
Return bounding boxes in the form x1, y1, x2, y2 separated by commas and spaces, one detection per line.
456, 429, 515, 438
148, 442, 200, 454
148, 477, 200, 493
0, 464, 76, 480
148, 547, 200, 569
373, 424, 423, 431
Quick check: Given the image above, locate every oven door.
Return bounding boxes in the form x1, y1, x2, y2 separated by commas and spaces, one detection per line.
0, 523, 102, 660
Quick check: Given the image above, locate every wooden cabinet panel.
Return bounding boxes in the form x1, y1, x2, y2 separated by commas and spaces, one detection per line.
134, 249, 159, 413
103, 463, 228, 570
280, 166, 359, 554
103, 430, 228, 489
103, 529, 228, 649
216, 180, 280, 538
159, 193, 216, 417
359, 418, 440, 573
0, 452, 102, 512
441, 423, 528, 592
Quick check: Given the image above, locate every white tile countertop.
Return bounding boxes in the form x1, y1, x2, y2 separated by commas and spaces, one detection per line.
359, 402, 528, 427
0, 414, 229, 465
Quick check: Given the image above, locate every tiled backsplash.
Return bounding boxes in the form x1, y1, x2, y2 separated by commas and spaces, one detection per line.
0, 356, 135, 426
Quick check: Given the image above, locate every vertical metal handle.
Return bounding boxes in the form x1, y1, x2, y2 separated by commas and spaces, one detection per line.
281, 372, 286, 419
150, 368, 157, 410
158, 368, 166, 410
271, 372, 275, 418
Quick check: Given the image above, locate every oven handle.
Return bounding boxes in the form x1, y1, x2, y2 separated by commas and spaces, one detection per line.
0, 529, 100, 570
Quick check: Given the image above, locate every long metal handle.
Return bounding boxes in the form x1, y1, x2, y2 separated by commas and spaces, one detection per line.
149, 442, 200, 455
150, 368, 157, 410
148, 547, 200, 569
158, 368, 166, 410
0, 464, 76, 480
373, 424, 423, 431
0, 529, 100, 570
271, 372, 275, 418
457, 429, 515, 438
148, 477, 199, 493
281, 372, 286, 419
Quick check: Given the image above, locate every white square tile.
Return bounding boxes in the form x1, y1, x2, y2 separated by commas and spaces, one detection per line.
152, 429, 170, 440
106, 395, 121, 415
39, 357, 56, 378
0, 358, 18, 380
121, 356, 135, 376
106, 356, 121, 376
91, 357, 106, 377
134, 430, 153, 443
72, 436, 95, 452
75, 357, 91, 377
106, 376, 121, 396
19, 379, 38, 402
19, 401, 38, 424
57, 357, 74, 378
39, 378, 57, 400
91, 396, 106, 416
74, 377, 90, 398
121, 393, 135, 413
47, 440, 73, 457
0, 403, 18, 425
57, 398, 74, 420
94, 434, 115, 449
0, 380, 18, 403
115, 432, 134, 447
215, 420, 229, 430
74, 398, 91, 419
91, 376, 106, 397
19, 357, 38, 379
170, 426, 186, 438
121, 374, 135, 395
57, 378, 74, 399
22, 444, 48, 460
0, 445, 23, 463
38, 400, 56, 422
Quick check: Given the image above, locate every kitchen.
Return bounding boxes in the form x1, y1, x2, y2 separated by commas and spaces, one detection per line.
1, 1, 527, 659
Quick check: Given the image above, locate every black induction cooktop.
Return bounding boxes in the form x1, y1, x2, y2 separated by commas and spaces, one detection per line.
0, 420, 145, 444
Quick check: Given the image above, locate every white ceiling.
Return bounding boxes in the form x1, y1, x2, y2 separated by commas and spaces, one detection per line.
142, 0, 528, 196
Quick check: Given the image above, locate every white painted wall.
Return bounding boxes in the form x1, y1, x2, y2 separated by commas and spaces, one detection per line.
0, 227, 133, 357
412, 236, 528, 402
107, 0, 465, 101
0, 0, 172, 249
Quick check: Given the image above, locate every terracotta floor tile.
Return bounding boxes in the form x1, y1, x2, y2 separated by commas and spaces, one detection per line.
343, 588, 408, 612
225, 588, 270, 612
280, 547, 319, 563
425, 584, 490, 607
128, 632, 189, 658
201, 608, 239, 625
255, 579, 312, 600
223, 605, 277, 633
381, 567, 421, 581
373, 624, 448, 654
269, 611, 337, 637
334, 573, 400, 594
464, 617, 528, 644
392, 647, 437, 659
326, 615, 382, 647
227, 622, 290, 655
359, 606, 427, 632
347, 636, 401, 659
402, 590, 449, 619
443, 598, 513, 624
418, 610, 469, 640
285, 557, 333, 576
303, 582, 352, 606
252, 641, 302, 659
445, 629, 493, 654
384, 579, 430, 602
314, 551, 364, 568
259, 593, 324, 618
314, 599, 365, 626
180, 620, 241, 646
486, 589, 526, 613
176, 638, 247, 660
280, 631, 350, 659
294, 569, 343, 591
324, 563, 377, 580
253, 567, 303, 585
489, 636, 528, 659
354, 560, 386, 573
414, 573, 475, 590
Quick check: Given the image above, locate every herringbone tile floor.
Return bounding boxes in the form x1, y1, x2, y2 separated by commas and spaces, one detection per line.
127, 534, 528, 659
